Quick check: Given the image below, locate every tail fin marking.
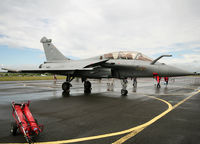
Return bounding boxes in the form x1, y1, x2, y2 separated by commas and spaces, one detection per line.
40, 37, 69, 62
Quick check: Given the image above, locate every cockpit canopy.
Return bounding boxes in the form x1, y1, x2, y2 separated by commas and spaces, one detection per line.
99, 51, 153, 62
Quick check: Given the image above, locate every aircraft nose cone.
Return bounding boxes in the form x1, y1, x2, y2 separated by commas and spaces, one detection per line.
157, 65, 194, 77
168, 65, 193, 76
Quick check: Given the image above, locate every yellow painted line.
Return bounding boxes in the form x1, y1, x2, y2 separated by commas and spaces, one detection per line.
112, 127, 145, 144
4, 90, 199, 144
33, 96, 173, 144
112, 90, 200, 144
2, 96, 172, 144
172, 91, 198, 109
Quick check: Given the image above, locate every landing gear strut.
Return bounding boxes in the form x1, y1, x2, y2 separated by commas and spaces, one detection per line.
133, 77, 137, 87
121, 79, 128, 96
62, 75, 73, 94
84, 80, 92, 94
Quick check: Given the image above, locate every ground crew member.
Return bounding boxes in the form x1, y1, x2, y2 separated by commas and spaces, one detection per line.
164, 77, 169, 85
53, 75, 57, 81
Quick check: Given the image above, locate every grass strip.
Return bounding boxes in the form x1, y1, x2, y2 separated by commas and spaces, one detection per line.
0, 76, 66, 81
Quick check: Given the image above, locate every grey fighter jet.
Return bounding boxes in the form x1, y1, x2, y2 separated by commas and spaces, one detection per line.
3, 37, 194, 96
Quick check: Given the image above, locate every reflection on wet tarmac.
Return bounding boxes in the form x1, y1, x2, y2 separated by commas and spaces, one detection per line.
0, 77, 200, 143
132, 86, 136, 92
0, 77, 199, 104
164, 87, 168, 94
62, 91, 70, 97
155, 87, 161, 94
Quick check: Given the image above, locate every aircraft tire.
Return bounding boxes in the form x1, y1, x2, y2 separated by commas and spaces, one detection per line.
84, 81, 91, 89
121, 89, 128, 96
84, 88, 91, 94
62, 91, 70, 97
84, 81, 91, 94
62, 82, 71, 91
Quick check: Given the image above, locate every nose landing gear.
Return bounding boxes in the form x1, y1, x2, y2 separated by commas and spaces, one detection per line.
133, 77, 137, 88
121, 79, 128, 96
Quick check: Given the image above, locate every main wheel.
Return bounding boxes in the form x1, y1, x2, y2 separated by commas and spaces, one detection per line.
62, 82, 71, 91
84, 81, 91, 89
84, 81, 91, 94
121, 89, 128, 96
62, 90, 70, 97
10, 122, 18, 136
84, 88, 91, 94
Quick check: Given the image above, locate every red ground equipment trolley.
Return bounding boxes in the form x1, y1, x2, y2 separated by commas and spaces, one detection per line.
11, 101, 43, 143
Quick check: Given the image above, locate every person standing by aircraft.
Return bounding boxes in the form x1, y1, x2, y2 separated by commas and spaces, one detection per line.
155, 75, 161, 88
164, 77, 169, 85
53, 74, 57, 81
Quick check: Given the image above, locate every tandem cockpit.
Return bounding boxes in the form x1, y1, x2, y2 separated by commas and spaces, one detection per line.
98, 51, 153, 62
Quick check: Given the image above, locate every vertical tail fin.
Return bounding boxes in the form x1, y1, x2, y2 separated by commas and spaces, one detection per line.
40, 37, 70, 62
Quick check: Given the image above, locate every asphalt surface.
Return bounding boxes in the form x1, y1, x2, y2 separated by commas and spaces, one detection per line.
0, 77, 200, 144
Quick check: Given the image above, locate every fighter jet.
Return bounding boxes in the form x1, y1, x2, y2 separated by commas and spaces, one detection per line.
3, 37, 194, 96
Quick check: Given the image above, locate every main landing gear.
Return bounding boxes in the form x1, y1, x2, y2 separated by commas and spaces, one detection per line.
121, 79, 128, 96
62, 75, 73, 95
62, 82, 72, 91
84, 80, 92, 94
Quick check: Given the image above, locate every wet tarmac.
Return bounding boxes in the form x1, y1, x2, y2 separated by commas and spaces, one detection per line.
0, 77, 200, 144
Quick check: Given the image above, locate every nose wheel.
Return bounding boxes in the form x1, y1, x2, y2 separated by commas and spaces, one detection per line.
121, 89, 128, 96
121, 79, 128, 96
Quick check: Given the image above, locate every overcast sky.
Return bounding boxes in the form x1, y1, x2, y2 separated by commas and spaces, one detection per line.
0, 0, 200, 72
